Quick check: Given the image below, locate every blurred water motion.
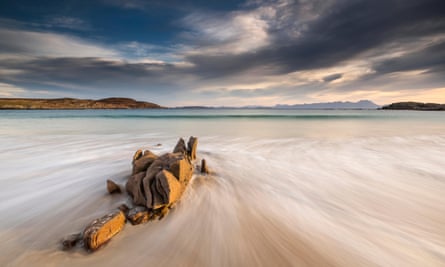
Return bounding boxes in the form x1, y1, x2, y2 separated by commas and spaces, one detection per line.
0, 109, 444, 266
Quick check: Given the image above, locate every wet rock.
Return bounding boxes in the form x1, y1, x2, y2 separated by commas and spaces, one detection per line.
83, 210, 126, 252
152, 170, 184, 209
155, 206, 170, 220
107, 179, 121, 194
132, 150, 157, 174
142, 159, 164, 208
201, 159, 209, 174
132, 149, 143, 162
187, 136, 198, 160
118, 203, 130, 215
168, 156, 193, 183
151, 180, 164, 210
127, 206, 151, 225
61, 233, 82, 250
173, 138, 187, 155
126, 172, 147, 206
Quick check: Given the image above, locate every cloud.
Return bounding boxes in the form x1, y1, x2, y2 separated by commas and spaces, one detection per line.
181, 0, 445, 79
181, 8, 272, 54
102, 0, 146, 9
373, 40, 445, 75
43, 16, 92, 31
0, 28, 117, 58
322, 73, 342, 83
0, 82, 26, 97
0, 0, 444, 105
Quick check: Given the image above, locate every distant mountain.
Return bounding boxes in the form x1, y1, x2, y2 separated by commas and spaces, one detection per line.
274, 100, 379, 110
381, 102, 445, 111
0, 97, 163, 109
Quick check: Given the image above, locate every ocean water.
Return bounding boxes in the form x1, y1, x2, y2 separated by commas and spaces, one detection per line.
0, 109, 444, 267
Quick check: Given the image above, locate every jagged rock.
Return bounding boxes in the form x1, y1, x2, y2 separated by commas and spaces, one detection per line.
151, 180, 164, 210
168, 155, 193, 183
173, 138, 187, 155
126, 172, 146, 206
132, 150, 157, 174
201, 159, 209, 174
187, 136, 198, 160
62, 137, 202, 254
132, 149, 143, 162
151, 170, 184, 210
61, 233, 82, 250
142, 159, 164, 208
83, 210, 126, 252
107, 179, 121, 194
127, 206, 151, 225
129, 152, 194, 210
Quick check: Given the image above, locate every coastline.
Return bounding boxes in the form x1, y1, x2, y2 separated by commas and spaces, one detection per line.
0, 97, 164, 110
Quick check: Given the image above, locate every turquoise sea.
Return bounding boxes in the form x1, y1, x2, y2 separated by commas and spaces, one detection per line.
0, 109, 444, 266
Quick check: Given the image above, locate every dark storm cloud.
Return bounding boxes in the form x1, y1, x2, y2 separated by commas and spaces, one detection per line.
0, 0, 444, 104
0, 57, 180, 88
323, 73, 342, 83
186, 0, 445, 78
373, 41, 445, 75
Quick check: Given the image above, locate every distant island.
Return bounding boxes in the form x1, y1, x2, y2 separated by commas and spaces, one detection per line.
274, 100, 379, 109
382, 102, 445, 111
175, 100, 380, 109
0, 97, 163, 109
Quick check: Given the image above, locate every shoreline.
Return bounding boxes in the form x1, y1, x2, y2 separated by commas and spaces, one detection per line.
0, 97, 164, 110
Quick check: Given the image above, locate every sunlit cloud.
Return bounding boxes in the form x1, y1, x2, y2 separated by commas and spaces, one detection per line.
0, 0, 444, 105
0, 28, 117, 58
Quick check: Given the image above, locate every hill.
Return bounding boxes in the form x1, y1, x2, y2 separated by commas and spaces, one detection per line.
381, 102, 445, 111
0, 97, 163, 109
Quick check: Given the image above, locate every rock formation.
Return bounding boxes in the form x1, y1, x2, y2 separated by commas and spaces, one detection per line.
201, 159, 209, 174
106, 180, 121, 194
62, 136, 205, 252
83, 210, 126, 251
127, 137, 195, 212
127, 206, 151, 225
187, 137, 198, 160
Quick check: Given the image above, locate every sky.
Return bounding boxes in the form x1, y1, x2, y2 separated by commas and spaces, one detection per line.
0, 0, 444, 106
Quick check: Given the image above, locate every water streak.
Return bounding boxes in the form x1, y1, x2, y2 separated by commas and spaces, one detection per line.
0, 110, 444, 266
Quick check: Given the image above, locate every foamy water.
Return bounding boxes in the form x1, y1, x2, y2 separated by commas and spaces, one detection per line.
0, 109, 444, 266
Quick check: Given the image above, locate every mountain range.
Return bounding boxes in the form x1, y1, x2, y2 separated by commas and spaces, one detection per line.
273, 100, 379, 109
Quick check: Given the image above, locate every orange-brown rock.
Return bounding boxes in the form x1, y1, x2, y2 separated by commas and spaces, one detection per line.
61, 233, 82, 250
168, 155, 193, 184
132, 149, 143, 162
200, 159, 209, 174
83, 210, 126, 251
106, 179, 121, 194
173, 138, 187, 155
151, 170, 184, 210
187, 136, 198, 160
127, 206, 151, 225
118, 203, 130, 215
132, 150, 157, 174
142, 158, 164, 208
126, 172, 147, 206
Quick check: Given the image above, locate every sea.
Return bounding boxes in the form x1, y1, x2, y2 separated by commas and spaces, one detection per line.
0, 109, 444, 267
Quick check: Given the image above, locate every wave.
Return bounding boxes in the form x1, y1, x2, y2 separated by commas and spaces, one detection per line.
1, 134, 444, 266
